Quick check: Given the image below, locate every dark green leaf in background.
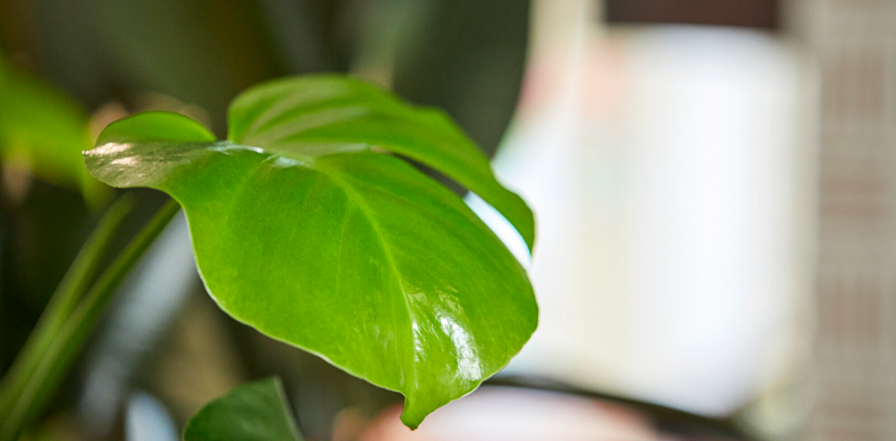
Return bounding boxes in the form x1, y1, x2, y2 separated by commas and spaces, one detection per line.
84, 76, 537, 428
391, 0, 530, 157
183, 377, 304, 441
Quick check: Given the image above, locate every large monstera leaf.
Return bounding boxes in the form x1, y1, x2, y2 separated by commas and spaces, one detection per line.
83, 75, 537, 428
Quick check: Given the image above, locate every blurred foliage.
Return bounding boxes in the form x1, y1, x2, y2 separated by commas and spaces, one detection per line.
0, 0, 530, 439
392, 0, 530, 156
0, 55, 107, 203
0, 182, 93, 383
0, 0, 529, 146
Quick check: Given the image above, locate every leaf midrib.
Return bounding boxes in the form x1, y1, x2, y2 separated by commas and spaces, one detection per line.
207, 141, 420, 392
302, 155, 420, 394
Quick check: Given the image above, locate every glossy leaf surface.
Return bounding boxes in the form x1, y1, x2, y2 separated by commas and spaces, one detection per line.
183, 378, 303, 441
227, 76, 534, 251
84, 76, 537, 428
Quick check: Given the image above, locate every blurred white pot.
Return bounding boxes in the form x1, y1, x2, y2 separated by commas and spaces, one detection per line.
473, 17, 818, 431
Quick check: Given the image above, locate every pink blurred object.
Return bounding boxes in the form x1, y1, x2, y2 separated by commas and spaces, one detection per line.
359, 386, 661, 441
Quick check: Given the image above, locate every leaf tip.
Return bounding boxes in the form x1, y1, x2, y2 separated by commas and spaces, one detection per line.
399, 407, 423, 431
93, 111, 215, 147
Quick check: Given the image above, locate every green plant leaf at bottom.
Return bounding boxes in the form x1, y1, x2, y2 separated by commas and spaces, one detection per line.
84, 76, 538, 429
183, 378, 304, 441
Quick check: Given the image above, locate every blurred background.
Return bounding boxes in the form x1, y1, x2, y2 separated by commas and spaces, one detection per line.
0, 0, 891, 440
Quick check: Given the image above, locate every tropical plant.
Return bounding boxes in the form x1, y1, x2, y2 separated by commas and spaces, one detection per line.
0, 72, 537, 440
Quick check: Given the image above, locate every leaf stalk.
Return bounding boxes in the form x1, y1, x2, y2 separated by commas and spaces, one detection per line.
0, 198, 180, 441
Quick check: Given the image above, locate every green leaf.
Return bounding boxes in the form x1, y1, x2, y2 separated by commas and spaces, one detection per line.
83, 75, 538, 428
183, 378, 304, 441
0, 56, 107, 204
228, 76, 535, 251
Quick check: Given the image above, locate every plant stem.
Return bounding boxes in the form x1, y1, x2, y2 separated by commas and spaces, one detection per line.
0, 199, 181, 441
0, 195, 134, 419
